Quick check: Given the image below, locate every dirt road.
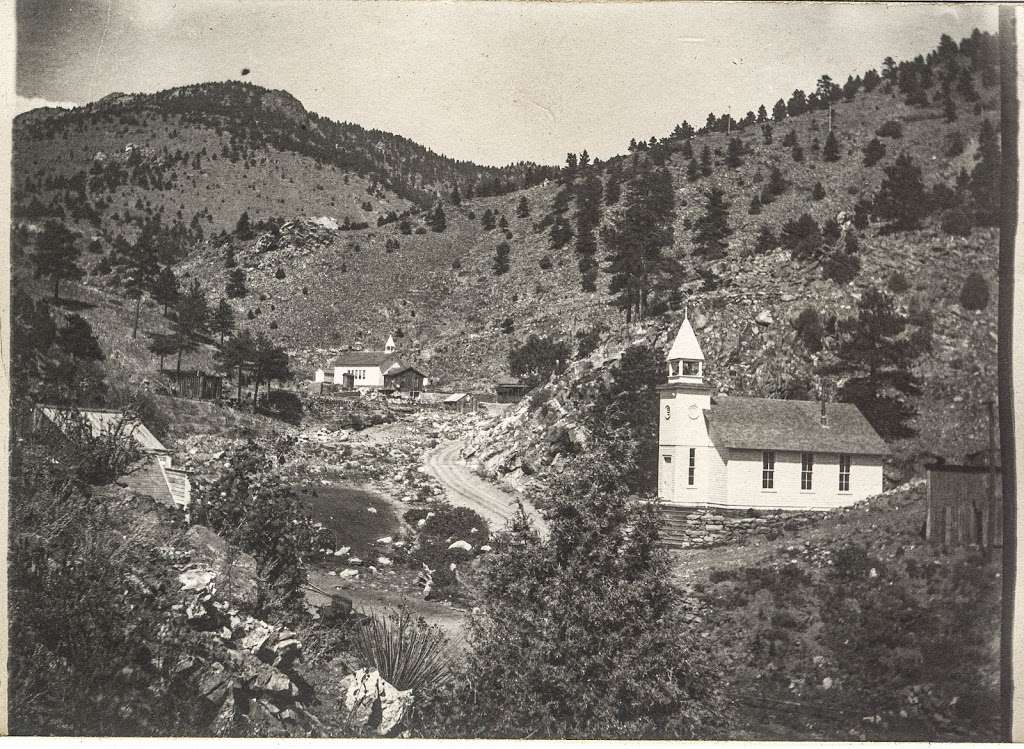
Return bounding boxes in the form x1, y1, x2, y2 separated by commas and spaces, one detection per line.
422, 441, 548, 534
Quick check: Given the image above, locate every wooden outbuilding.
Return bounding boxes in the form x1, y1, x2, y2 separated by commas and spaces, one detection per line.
925, 462, 1002, 547
494, 376, 529, 403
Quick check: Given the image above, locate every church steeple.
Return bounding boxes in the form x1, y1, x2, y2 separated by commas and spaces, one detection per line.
384, 334, 396, 353
666, 317, 705, 386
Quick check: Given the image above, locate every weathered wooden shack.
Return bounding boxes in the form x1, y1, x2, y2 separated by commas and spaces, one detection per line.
925, 462, 1002, 547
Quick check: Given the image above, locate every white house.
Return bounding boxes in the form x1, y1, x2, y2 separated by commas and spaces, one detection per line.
657, 318, 888, 511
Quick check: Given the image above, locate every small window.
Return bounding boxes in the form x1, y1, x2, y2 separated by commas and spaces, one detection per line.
681, 360, 700, 376
688, 448, 696, 486
670, 361, 680, 376
801, 452, 814, 491
664, 405, 671, 420
839, 454, 851, 492
663, 454, 672, 463
762, 450, 775, 489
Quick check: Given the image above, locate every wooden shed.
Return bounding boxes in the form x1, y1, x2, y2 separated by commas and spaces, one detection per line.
494, 376, 529, 403
161, 369, 224, 401
925, 462, 1002, 548
384, 366, 427, 395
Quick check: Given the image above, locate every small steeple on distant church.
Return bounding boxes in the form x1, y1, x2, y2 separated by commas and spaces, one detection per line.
384, 334, 396, 353
666, 316, 705, 386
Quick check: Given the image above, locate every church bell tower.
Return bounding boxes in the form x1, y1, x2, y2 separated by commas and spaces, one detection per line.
658, 317, 713, 503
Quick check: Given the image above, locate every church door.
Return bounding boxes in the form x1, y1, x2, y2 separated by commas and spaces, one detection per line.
659, 452, 675, 501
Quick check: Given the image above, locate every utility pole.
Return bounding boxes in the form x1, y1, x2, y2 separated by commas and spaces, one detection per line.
986, 399, 998, 553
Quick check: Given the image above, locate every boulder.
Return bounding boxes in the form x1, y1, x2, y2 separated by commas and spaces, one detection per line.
448, 540, 473, 552
755, 310, 775, 326
339, 669, 414, 736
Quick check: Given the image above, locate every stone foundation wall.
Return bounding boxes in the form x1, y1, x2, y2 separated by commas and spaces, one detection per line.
662, 505, 824, 548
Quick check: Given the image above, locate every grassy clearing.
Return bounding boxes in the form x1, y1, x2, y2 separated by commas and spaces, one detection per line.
303, 484, 400, 561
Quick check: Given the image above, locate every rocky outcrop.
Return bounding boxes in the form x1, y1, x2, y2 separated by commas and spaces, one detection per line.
338, 668, 414, 736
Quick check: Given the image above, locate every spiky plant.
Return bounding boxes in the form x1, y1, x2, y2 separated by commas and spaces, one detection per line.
351, 606, 455, 691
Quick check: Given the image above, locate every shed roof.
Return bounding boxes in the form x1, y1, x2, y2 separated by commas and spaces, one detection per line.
443, 392, 469, 403
387, 365, 427, 378
39, 406, 168, 453
495, 376, 526, 388
705, 396, 889, 456
328, 351, 402, 369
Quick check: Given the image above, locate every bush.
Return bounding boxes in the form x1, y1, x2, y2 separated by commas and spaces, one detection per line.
821, 251, 861, 284
960, 272, 990, 311
539, 254, 553, 270
876, 120, 903, 138
887, 271, 910, 294
811, 182, 826, 200
258, 389, 303, 425
941, 207, 973, 236
274, 266, 286, 279
417, 448, 722, 738
793, 307, 825, 353
779, 213, 823, 261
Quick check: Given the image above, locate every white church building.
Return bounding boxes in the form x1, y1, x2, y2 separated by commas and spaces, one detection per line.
657, 318, 888, 511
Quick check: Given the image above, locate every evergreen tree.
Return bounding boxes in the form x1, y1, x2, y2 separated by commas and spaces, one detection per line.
147, 332, 178, 372
686, 158, 700, 182
970, 119, 1000, 226
691, 187, 731, 259
757, 104, 768, 123
819, 286, 930, 439
33, 221, 83, 301
792, 143, 804, 162
811, 182, 826, 200
772, 98, 788, 122
216, 330, 256, 402
604, 168, 622, 205
725, 138, 743, 168
498, 215, 509, 230
761, 124, 773, 145
235, 210, 253, 240
450, 184, 462, 206
482, 208, 496, 231
601, 168, 677, 322
699, 144, 712, 176
226, 267, 247, 299
516, 196, 530, 217
57, 314, 104, 361
492, 242, 511, 275
873, 152, 929, 229
110, 237, 159, 338
748, 194, 762, 215
823, 130, 840, 162
575, 172, 603, 292
429, 204, 447, 232
679, 139, 693, 160
779, 213, 823, 261
151, 266, 180, 316
224, 245, 237, 268
787, 89, 807, 117
766, 165, 787, 196
862, 138, 886, 167
170, 280, 210, 376
549, 213, 574, 249
212, 298, 235, 345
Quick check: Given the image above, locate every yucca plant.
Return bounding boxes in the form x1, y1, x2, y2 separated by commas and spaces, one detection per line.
351, 606, 455, 692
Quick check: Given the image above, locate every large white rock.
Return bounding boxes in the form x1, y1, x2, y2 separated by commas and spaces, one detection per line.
339, 668, 414, 735
448, 540, 473, 552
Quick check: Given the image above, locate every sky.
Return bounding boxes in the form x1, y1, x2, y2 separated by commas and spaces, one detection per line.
15, 1, 999, 167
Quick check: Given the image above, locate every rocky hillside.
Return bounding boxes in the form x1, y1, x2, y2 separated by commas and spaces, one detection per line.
12, 30, 1001, 457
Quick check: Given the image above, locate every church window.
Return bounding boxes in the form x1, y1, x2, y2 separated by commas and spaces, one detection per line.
762, 450, 775, 489
839, 454, 851, 491
801, 452, 814, 490
688, 448, 696, 485
670, 360, 680, 376
681, 360, 700, 376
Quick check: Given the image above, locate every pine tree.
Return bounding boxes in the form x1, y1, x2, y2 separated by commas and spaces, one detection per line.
601, 168, 677, 322
862, 138, 886, 167
757, 104, 768, 123
679, 139, 693, 160
516, 196, 530, 217
482, 209, 496, 231
873, 152, 928, 229
699, 144, 712, 176
725, 138, 743, 168
812, 182, 826, 200
761, 124, 773, 145
151, 265, 180, 316
111, 237, 159, 339
748, 194, 762, 215
171, 280, 210, 375
212, 298, 235, 345
970, 119, 1000, 226
772, 98, 788, 122
224, 245, 237, 268
57, 314, 104, 361
33, 221, 83, 301
429, 204, 447, 232
823, 130, 840, 162
766, 166, 787, 196
686, 158, 700, 182
147, 331, 179, 372
450, 184, 462, 205
691, 187, 731, 259
226, 268, 247, 299
492, 242, 511, 275
819, 286, 930, 439
754, 224, 777, 254
235, 210, 253, 240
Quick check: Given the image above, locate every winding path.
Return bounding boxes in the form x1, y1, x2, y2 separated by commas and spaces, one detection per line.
422, 441, 548, 534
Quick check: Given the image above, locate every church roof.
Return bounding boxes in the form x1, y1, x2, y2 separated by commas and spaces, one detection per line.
667, 318, 704, 361
705, 396, 889, 456
328, 351, 402, 369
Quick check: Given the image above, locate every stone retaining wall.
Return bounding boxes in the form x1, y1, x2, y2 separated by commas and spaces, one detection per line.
662, 506, 824, 548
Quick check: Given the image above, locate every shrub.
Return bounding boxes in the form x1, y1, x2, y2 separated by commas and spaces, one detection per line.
539, 254, 553, 270
821, 250, 861, 284
754, 225, 777, 254
862, 137, 886, 166
793, 307, 825, 353
748, 194, 762, 215
960, 272, 990, 311
275, 266, 285, 279
875, 120, 903, 138
779, 213, 823, 261
941, 207, 973, 236
811, 182, 826, 200
352, 606, 454, 692
258, 390, 303, 425
887, 271, 911, 294
946, 130, 966, 157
